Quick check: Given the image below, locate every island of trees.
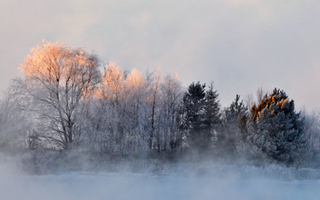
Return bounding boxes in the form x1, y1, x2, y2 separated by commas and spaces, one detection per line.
0, 41, 319, 171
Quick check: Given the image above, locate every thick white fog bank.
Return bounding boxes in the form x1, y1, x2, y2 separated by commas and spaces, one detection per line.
1, 172, 320, 200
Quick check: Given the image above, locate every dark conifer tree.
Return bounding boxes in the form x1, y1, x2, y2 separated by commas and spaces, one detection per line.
180, 82, 206, 149
203, 82, 221, 150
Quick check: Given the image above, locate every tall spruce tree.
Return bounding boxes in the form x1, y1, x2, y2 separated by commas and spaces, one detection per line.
180, 82, 206, 149
203, 82, 221, 150
242, 88, 307, 164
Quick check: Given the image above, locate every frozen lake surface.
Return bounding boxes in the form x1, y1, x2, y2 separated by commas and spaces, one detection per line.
1, 172, 320, 200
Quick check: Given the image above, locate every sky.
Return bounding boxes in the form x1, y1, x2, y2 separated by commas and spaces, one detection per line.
0, 0, 320, 110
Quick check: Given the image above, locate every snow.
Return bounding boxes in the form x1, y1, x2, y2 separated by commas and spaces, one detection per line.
1, 171, 320, 200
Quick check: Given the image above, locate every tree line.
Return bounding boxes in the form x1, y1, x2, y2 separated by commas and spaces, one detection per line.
0, 41, 319, 166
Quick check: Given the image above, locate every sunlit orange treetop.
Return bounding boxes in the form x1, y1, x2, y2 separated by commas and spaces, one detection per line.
20, 40, 101, 96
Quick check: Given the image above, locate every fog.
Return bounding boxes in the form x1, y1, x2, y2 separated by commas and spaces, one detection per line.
1, 1, 320, 198
1, 153, 320, 200
1, 169, 320, 200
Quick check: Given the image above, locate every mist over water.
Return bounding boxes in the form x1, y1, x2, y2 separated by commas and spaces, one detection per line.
1, 172, 320, 200
1, 153, 320, 200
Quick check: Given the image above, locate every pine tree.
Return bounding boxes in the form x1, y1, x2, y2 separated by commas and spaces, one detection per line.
242, 88, 307, 164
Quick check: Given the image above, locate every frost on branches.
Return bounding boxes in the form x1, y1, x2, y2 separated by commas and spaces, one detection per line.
17, 40, 101, 150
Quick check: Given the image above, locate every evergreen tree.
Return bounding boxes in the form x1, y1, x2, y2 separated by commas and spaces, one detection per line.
221, 94, 247, 154
241, 88, 307, 164
203, 82, 221, 150
180, 82, 206, 149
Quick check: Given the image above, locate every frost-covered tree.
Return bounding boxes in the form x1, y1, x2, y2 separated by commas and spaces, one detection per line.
0, 87, 31, 151
17, 40, 101, 150
157, 74, 183, 152
301, 109, 320, 151
241, 88, 307, 164
89, 63, 150, 153
79, 62, 184, 154
144, 69, 161, 151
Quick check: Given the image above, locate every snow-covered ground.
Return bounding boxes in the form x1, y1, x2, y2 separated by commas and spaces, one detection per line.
1, 171, 320, 200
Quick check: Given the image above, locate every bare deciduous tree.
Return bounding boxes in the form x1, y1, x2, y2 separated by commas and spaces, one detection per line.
18, 41, 101, 149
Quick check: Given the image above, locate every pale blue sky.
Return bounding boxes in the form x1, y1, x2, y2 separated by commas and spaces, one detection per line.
1, 0, 319, 110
